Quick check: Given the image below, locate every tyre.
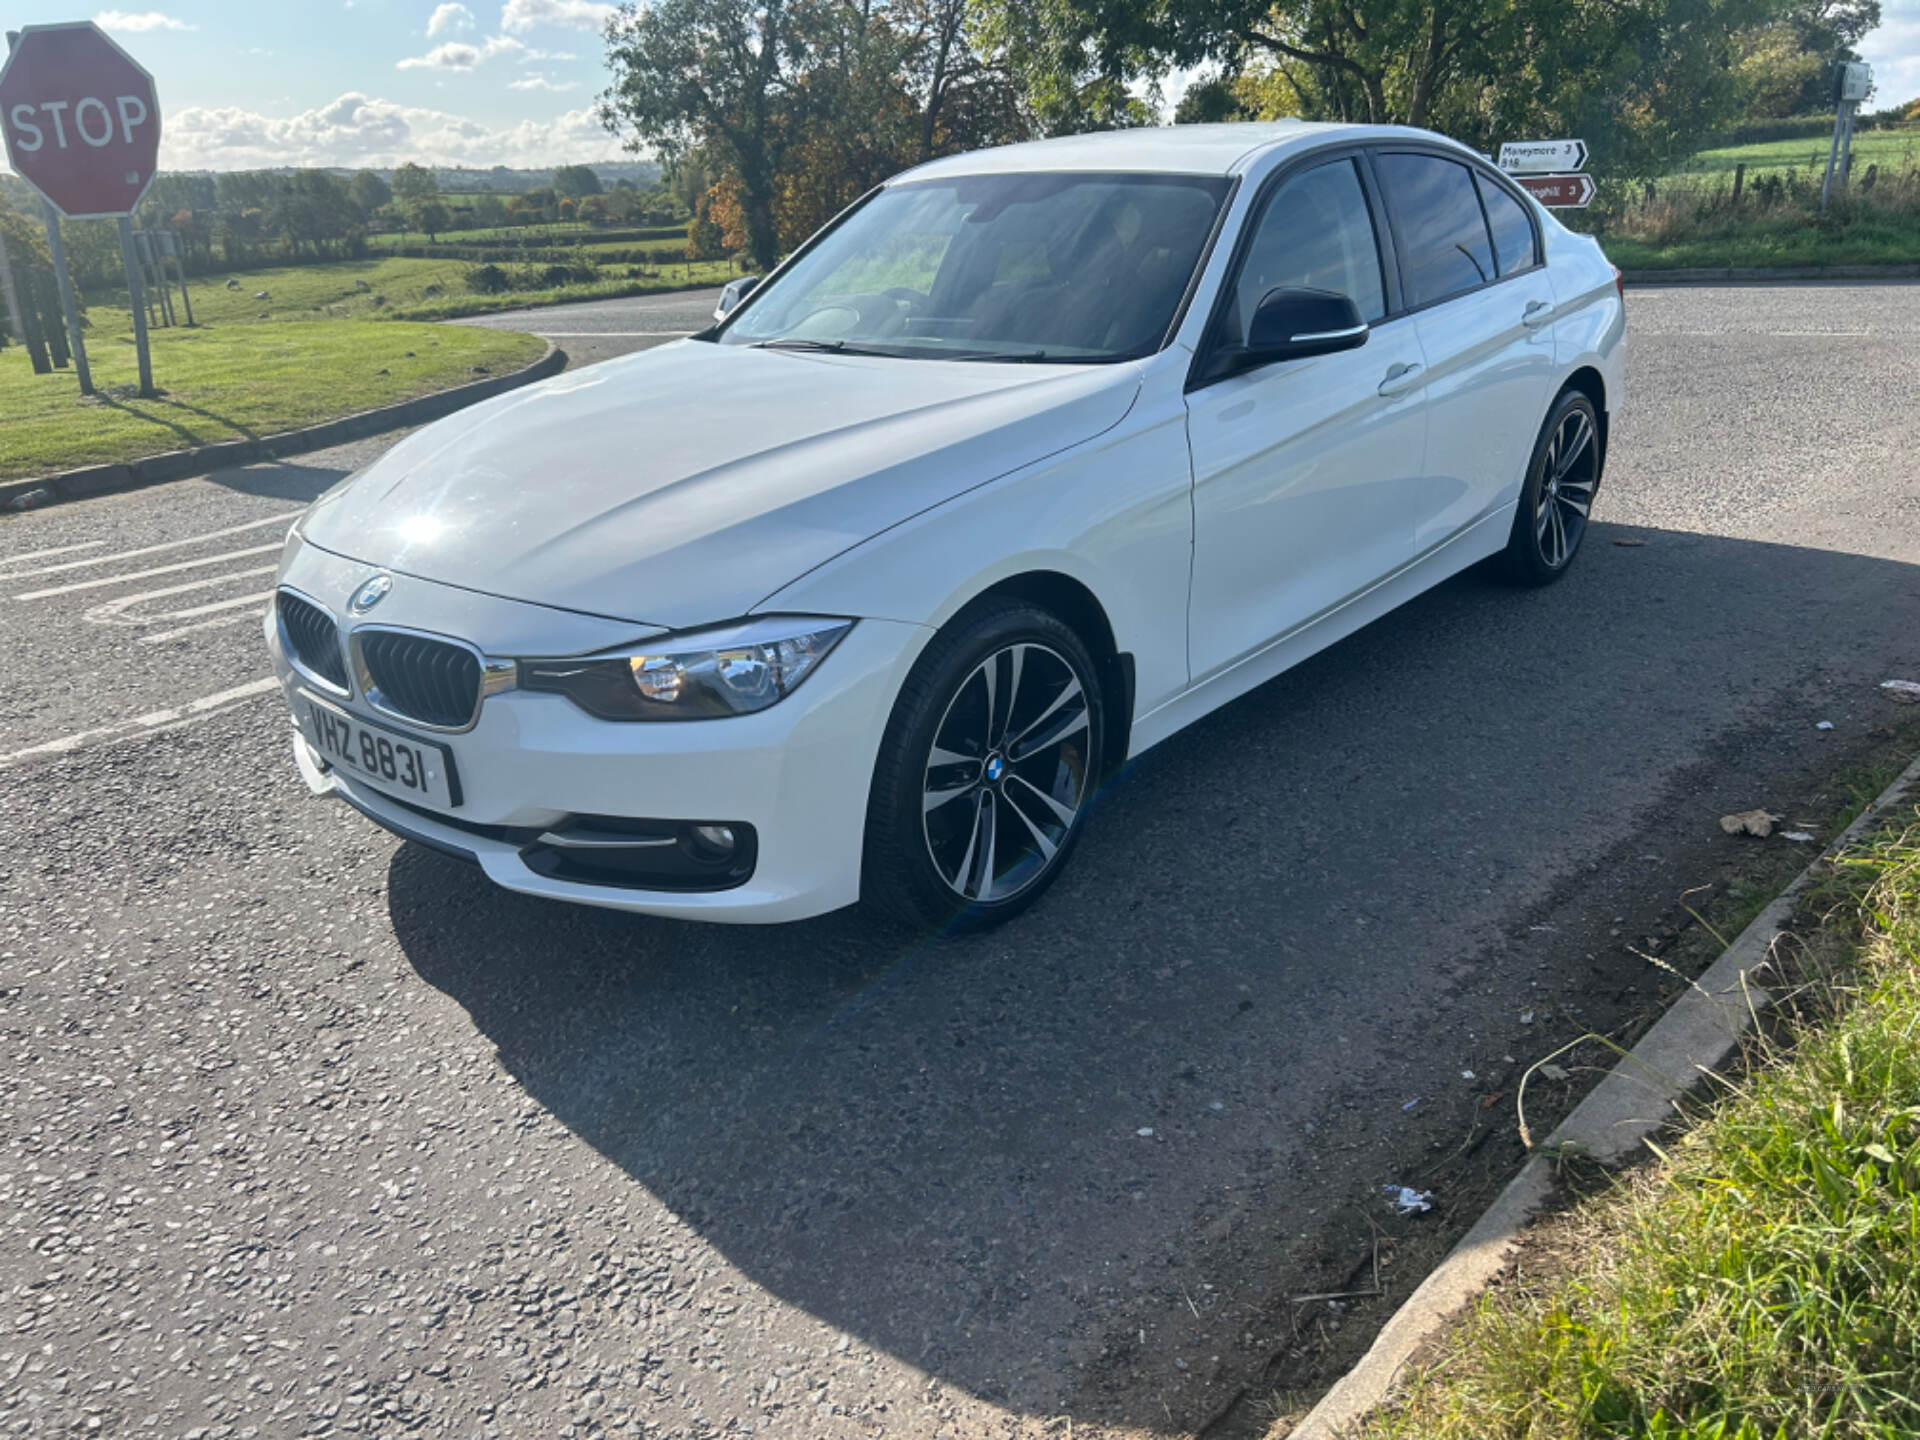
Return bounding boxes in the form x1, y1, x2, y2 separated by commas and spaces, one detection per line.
1498, 388, 1602, 586
863, 600, 1105, 931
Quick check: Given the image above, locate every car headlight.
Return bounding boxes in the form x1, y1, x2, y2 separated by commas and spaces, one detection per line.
518, 616, 854, 721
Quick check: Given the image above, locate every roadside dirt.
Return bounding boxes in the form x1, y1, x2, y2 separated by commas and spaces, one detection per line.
1058, 695, 1920, 1440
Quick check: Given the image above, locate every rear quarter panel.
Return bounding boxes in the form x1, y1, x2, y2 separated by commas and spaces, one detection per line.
1542, 219, 1627, 418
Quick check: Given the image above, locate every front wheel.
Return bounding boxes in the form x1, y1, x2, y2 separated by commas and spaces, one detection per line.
1498, 389, 1601, 586
862, 601, 1104, 931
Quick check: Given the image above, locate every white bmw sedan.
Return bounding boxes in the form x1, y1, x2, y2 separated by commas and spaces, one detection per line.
268, 121, 1624, 929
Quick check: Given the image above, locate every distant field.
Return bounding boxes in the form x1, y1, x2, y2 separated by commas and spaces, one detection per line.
1677, 127, 1920, 178
92, 256, 477, 324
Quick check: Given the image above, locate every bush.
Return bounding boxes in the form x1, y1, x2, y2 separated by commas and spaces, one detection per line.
465, 263, 511, 294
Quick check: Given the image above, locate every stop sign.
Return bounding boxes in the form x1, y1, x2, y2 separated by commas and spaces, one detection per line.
0, 21, 161, 219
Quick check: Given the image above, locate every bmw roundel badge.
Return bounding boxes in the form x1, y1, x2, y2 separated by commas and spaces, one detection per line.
349, 573, 393, 615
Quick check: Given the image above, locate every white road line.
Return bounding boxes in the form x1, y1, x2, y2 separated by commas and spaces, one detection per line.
0, 677, 280, 769
0, 510, 299, 581
139, 609, 269, 646
84, 566, 278, 624
17, 544, 282, 600
0, 539, 105, 567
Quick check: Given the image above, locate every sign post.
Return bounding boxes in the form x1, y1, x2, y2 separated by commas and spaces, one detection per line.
1822, 62, 1872, 214
0, 21, 162, 397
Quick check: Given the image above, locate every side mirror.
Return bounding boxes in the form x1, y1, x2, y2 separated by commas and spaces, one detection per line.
714, 274, 761, 321
1204, 286, 1369, 380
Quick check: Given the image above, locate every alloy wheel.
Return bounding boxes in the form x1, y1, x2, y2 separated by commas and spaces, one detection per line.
1535, 405, 1597, 569
921, 642, 1093, 904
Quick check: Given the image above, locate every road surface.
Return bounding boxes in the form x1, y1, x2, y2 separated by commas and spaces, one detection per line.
3, 283, 1919, 1439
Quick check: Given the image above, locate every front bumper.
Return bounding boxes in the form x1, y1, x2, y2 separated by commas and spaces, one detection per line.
268, 545, 930, 923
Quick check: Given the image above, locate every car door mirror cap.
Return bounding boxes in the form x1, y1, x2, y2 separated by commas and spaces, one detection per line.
1210, 287, 1370, 380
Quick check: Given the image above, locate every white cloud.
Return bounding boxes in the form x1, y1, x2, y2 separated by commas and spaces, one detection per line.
161, 90, 623, 170
398, 41, 481, 69
500, 0, 616, 34
427, 2, 475, 36
398, 32, 530, 69
509, 73, 578, 91
1859, 0, 1920, 107
94, 9, 195, 31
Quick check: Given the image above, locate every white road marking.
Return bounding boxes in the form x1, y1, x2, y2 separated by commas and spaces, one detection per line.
0, 677, 280, 769
139, 608, 270, 646
0, 510, 298, 581
17, 543, 283, 600
84, 567, 278, 625
0, 539, 105, 567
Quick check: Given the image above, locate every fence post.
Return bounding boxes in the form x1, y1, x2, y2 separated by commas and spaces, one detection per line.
1732, 162, 1745, 207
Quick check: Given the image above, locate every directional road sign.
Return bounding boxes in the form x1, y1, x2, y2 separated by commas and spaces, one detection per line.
1498, 139, 1589, 175
1514, 172, 1597, 208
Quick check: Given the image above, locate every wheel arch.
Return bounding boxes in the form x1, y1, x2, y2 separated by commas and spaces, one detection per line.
953, 569, 1135, 776
1561, 364, 1609, 473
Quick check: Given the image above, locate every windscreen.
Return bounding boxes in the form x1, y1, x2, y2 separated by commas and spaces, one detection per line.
721, 172, 1232, 362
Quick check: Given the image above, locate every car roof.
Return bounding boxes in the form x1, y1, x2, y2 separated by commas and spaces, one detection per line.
893, 122, 1475, 182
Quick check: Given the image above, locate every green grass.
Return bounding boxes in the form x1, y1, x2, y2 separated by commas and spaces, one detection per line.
1677, 128, 1920, 179
1603, 211, 1920, 270
112, 255, 480, 324
384, 262, 737, 320
368, 221, 597, 247
1356, 801, 1920, 1440
2, 284, 543, 481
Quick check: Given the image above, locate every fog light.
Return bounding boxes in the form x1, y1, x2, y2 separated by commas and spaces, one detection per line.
690, 824, 736, 855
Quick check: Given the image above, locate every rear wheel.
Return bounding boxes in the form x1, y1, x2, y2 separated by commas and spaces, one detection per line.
1499, 389, 1601, 585
863, 601, 1104, 931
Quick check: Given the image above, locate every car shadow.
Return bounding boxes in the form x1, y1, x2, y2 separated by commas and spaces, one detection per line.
385, 523, 1920, 1432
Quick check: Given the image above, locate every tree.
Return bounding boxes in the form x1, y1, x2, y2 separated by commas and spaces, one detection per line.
391, 162, 440, 206
553, 163, 604, 198
686, 197, 727, 260
408, 198, 452, 242
472, 193, 509, 227
603, 0, 804, 270
982, 0, 1793, 175
349, 169, 392, 214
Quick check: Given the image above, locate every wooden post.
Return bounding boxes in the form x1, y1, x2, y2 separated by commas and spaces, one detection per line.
172, 239, 195, 327
34, 268, 70, 368
1732, 163, 1745, 207
0, 227, 30, 367
117, 217, 156, 398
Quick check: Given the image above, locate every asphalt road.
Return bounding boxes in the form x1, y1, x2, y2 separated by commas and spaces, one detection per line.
4, 283, 1920, 1439
452, 286, 726, 368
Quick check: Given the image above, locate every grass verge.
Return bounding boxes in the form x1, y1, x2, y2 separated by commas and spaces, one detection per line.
1353, 792, 1920, 1440
1, 316, 544, 481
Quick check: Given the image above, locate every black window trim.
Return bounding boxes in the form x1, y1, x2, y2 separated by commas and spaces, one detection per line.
1186, 142, 1402, 393
1369, 144, 1544, 318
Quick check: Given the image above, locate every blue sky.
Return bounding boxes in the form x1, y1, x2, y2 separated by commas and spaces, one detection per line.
3, 2, 628, 171
2, 1, 1916, 174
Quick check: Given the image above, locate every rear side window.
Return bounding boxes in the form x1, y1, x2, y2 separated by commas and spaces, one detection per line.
1376, 153, 1495, 307
1475, 173, 1537, 276
1227, 158, 1386, 344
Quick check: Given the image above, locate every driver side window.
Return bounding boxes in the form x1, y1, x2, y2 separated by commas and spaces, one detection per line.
1228, 159, 1386, 345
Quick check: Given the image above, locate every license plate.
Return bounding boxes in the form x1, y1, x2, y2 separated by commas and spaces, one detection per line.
298, 691, 461, 810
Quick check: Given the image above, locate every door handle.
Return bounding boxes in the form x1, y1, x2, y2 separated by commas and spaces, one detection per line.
1377, 361, 1423, 397
1522, 299, 1554, 328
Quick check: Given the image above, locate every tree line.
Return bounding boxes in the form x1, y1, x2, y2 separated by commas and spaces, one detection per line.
597, 0, 1892, 271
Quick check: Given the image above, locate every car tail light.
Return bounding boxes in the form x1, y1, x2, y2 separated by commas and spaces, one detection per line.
1612, 264, 1625, 303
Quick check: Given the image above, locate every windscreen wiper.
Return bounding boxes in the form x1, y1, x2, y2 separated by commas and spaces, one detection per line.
751, 337, 906, 357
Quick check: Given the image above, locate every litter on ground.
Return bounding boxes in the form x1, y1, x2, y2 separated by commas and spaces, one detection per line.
1882, 680, 1920, 703
1721, 809, 1781, 837
1383, 1185, 1434, 1216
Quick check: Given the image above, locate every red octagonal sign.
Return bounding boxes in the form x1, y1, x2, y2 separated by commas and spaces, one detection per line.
0, 21, 161, 219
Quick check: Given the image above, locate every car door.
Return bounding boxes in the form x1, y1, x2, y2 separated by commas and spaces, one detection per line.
1184, 154, 1429, 683
1373, 151, 1560, 550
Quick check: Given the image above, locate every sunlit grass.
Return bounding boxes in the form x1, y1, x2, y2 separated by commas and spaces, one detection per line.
1357, 807, 1920, 1440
